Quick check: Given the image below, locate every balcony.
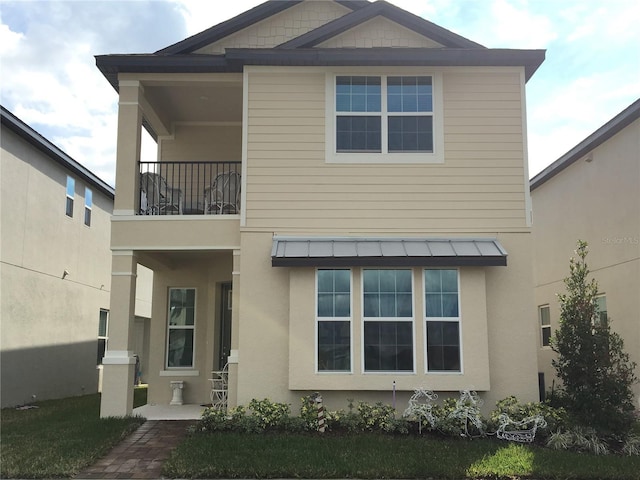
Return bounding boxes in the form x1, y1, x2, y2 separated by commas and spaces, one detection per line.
139, 161, 241, 216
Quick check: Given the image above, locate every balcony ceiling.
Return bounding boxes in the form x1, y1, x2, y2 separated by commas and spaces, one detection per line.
144, 82, 243, 125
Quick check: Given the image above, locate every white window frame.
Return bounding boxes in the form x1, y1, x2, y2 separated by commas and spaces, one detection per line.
84, 187, 92, 227
595, 294, 607, 325
315, 269, 353, 374
424, 268, 463, 374
166, 287, 196, 369
361, 268, 415, 374
97, 309, 109, 365
65, 176, 75, 217
539, 304, 551, 348
326, 70, 444, 164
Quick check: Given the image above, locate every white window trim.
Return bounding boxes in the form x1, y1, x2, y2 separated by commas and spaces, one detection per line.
325, 71, 444, 164
84, 187, 92, 227
65, 175, 75, 217
539, 304, 551, 349
315, 268, 353, 374
424, 268, 463, 374
361, 268, 416, 374
97, 309, 109, 366
166, 287, 197, 369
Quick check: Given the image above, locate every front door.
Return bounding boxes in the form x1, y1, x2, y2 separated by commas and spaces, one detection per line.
218, 282, 232, 369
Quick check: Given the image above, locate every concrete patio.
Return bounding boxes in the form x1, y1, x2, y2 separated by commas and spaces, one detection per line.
132, 403, 206, 420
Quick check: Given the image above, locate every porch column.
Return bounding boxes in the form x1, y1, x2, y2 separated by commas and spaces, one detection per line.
227, 249, 241, 408
113, 80, 144, 216
100, 252, 138, 417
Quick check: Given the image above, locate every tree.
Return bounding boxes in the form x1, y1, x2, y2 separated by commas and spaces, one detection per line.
552, 241, 637, 438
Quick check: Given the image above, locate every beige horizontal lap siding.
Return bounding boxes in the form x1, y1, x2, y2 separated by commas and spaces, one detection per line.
245, 70, 528, 233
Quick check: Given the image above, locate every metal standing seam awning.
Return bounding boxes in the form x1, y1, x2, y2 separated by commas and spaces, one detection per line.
271, 237, 508, 267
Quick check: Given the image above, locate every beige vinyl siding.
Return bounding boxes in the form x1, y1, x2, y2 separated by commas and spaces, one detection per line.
245, 69, 528, 233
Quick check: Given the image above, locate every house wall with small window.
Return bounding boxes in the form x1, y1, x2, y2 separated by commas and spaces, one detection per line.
0, 126, 112, 407
532, 114, 640, 405
0, 113, 153, 408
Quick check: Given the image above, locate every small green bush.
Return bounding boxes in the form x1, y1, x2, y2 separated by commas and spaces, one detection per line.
248, 398, 290, 430
547, 427, 609, 455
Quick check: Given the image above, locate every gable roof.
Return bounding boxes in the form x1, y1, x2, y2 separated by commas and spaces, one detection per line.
157, 0, 368, 55
530, 99, 640, 191
277, 0, 483, 49
96, 0, 545, 91
0, 106, 114, 198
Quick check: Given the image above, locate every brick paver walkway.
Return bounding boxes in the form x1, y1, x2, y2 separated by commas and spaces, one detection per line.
75, 420, 193, 479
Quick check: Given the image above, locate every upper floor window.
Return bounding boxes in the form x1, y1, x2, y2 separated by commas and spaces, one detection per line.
65, 176, 75, 217
425, 269, 461, 372
595, 295, 607, 325
539, 305, 551, 348
362, 269, 413, 372
317, 269, 351, 372
84, 188, 92, 226
329, 73, 442, 164
167, 288, 196, 368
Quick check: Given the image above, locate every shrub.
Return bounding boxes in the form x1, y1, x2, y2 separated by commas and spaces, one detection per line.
552, 241, 637, 438
546, 427, 609, 455
622, 435, 640, 456
248, 398, 291, 430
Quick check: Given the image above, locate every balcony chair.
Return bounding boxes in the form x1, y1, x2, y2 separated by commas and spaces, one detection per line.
139, 172, 183, 215
209, 364, 229, 410
204, 171, 241, 214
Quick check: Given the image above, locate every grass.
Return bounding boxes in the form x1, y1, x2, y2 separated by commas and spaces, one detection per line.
0, 387, 147, 479
164, 431, 640, 480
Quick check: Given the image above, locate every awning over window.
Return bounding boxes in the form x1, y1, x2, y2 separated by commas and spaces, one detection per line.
271, 237, 507, 267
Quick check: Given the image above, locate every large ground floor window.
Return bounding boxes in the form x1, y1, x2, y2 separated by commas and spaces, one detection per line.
315, 267, 463, 375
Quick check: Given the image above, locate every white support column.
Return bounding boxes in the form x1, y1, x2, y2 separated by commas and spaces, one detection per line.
227, 249, 241, 408
100, 252, 138, 417
113, 80, 143, 216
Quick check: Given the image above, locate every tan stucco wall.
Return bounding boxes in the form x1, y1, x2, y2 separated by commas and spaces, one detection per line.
145, 253, 233, 405
1, 128, 112, 407
233, 231, 537, 413
532, 118, 640, 405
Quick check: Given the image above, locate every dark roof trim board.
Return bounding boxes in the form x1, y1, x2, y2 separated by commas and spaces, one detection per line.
271, 237, 508, 267
226, 47, 544, 81
156, 0, 367, 55
0, 106, 114, 198
530, 98, 640, 191
96, 47, 545, 92
277, 0, 483, 49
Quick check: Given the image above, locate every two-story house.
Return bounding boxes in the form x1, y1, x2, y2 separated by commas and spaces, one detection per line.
1, 106, 152, 408
96, 0, 545, 417
532, 99, 640, 406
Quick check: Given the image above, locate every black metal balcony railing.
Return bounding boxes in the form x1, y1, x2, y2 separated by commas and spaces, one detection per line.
139, 161, 241, 215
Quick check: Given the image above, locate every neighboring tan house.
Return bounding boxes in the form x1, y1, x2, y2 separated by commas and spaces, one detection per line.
531, 99, 640, 406
0, 106, 152, 408
95, 0, 546, 417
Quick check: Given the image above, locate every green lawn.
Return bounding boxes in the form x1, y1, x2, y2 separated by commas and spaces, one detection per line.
164, 431, 640, 480
0, 387, 147, 479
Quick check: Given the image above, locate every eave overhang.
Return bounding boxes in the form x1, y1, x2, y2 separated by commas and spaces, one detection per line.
1, 105, 114, 197
96, 47, 545, 92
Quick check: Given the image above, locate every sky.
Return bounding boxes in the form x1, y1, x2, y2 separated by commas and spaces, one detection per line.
1, 0, 638, 187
